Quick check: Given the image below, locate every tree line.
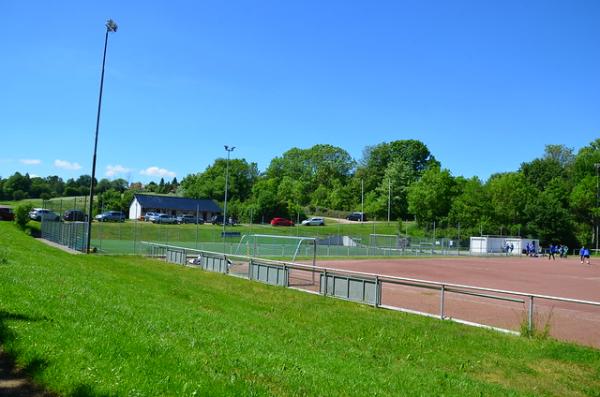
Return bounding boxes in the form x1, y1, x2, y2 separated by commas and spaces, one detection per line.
2, 139, 599, 245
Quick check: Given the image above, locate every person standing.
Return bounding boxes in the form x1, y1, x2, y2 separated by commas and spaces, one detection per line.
548, 243, 556, 260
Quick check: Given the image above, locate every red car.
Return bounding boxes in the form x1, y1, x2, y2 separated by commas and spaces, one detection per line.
270, 217, 294, 226
0, 206, 14, 221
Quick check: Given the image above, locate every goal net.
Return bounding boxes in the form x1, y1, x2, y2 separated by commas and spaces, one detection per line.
234, 234, 318, 287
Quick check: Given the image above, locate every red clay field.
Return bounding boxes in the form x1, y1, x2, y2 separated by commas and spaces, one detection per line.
301, 255, 600, 348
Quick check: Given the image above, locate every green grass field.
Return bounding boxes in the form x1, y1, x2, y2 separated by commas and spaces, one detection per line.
87, 220, 431, 255
1, 222, 599, 396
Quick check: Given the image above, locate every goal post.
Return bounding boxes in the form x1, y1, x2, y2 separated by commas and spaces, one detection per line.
235, 234, 318, 285
235, 234, 317, 262
369, 233, 408, 251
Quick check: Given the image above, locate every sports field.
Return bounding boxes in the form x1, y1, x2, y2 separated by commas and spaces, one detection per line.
308, 256, 600, 348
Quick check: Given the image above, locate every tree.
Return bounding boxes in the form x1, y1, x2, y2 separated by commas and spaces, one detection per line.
407, 166, 456, 224
182, 159, 259, 203
525, 188, 574, 245
14, 203, 33, 229
486, 172, 534, 234
357, 140, 438, 192
448, 177, 491, 229
3, 172, 31, 199
265, 144, 355, 209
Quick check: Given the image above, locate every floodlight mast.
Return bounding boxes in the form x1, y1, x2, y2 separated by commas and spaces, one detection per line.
596, 163, 600, 253
223, 145, 236, 236
86, 19, 118, 253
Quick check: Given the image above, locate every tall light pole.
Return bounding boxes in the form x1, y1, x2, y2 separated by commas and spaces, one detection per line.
86, 19, 118, 253
223, 145, 236, 236
595, 163, 600, 253
361, 178, 364, 222
387, 178, 391, 223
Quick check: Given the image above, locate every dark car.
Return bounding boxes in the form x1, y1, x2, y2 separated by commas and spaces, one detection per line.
95, 211, 126, 222
0, 206, 14, 221
177, 215, 204, 224
270, 217, 294, 226
209, 215, 236, 225
63, 209, 86, 222
346, 212, 367, 222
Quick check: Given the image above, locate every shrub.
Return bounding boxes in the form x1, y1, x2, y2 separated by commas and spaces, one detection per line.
14, 203, 33, 230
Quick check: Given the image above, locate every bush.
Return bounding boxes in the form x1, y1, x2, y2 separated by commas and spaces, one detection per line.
14, 203, 33, 230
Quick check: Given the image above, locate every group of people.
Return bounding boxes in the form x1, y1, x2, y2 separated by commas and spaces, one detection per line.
547, 244, 569, 260
525, 241, 539, 257
502, 242, 515, 255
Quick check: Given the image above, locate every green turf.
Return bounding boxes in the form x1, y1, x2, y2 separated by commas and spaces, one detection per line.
85, 220, 442, 255
1, 222, 599, 396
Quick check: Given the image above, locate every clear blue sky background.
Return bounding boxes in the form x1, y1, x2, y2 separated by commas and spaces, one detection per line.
1, 0, 599, 183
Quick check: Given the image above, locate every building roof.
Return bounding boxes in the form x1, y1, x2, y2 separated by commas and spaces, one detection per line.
133, 194, 222, 213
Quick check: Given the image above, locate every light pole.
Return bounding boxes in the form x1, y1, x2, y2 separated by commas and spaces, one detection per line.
223, 145, 236, 236
387, 178, 391, 223
86, 19, 118, 253
595, 163, 600, 253
361, 178, 364, 222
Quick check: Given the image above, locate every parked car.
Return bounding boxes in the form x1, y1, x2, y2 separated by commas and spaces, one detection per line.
0, 206, 14, 221
346, 212, 367, 222
29, 208, 60, 222
143, 212, 158, 222
270, 217, 294, 226
63, 209, 86, 222
301, 217, 325, 226
209, 215, 236, 225
95, 211, 126, 222
176, 214, 204, 224
152, 214, 177, 224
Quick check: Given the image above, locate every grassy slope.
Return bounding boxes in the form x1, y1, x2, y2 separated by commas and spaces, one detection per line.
0, 222, 599, 396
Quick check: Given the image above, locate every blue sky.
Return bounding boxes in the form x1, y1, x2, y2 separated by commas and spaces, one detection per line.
1, 0, 599, 183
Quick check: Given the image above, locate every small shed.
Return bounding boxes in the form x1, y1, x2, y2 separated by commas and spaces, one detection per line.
129, 194, 221, 220
469, 236, 540, 255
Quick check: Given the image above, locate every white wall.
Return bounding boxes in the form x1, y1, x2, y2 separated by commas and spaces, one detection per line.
470, 236, 540, 255
129, 199, 141, 220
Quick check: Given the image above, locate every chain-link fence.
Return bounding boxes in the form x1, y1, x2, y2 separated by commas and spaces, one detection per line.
41, 219, 87, 252
79, 220, 471, 258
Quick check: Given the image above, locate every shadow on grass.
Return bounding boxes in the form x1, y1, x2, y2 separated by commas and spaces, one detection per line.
0, 311, 110, 397
0, 310, 55, 396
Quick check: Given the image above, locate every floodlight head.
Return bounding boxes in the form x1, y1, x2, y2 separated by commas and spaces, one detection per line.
224, 145, 236, 152
106, 19, 118, 32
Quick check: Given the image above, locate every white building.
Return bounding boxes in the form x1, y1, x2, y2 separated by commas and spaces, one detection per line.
469, 236, 540, 255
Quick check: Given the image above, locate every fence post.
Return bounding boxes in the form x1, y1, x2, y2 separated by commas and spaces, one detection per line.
322, 270, 327, 296
528, 296, 534, 335
375, 276, 380, 308
440, 284, 446, 320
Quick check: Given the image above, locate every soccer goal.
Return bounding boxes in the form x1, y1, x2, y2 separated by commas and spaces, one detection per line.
369, 234, 408, 253
235, 234, 317, 262
235, 234, 318, 287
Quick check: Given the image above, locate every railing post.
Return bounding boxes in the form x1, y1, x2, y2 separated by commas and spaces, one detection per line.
528, 296, 534, 335
440, 284, 445, 320
375, 276, 380, 308
322, 270, 327, 296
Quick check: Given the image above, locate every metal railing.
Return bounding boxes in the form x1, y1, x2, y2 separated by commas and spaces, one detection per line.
142, 242, 600, 343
